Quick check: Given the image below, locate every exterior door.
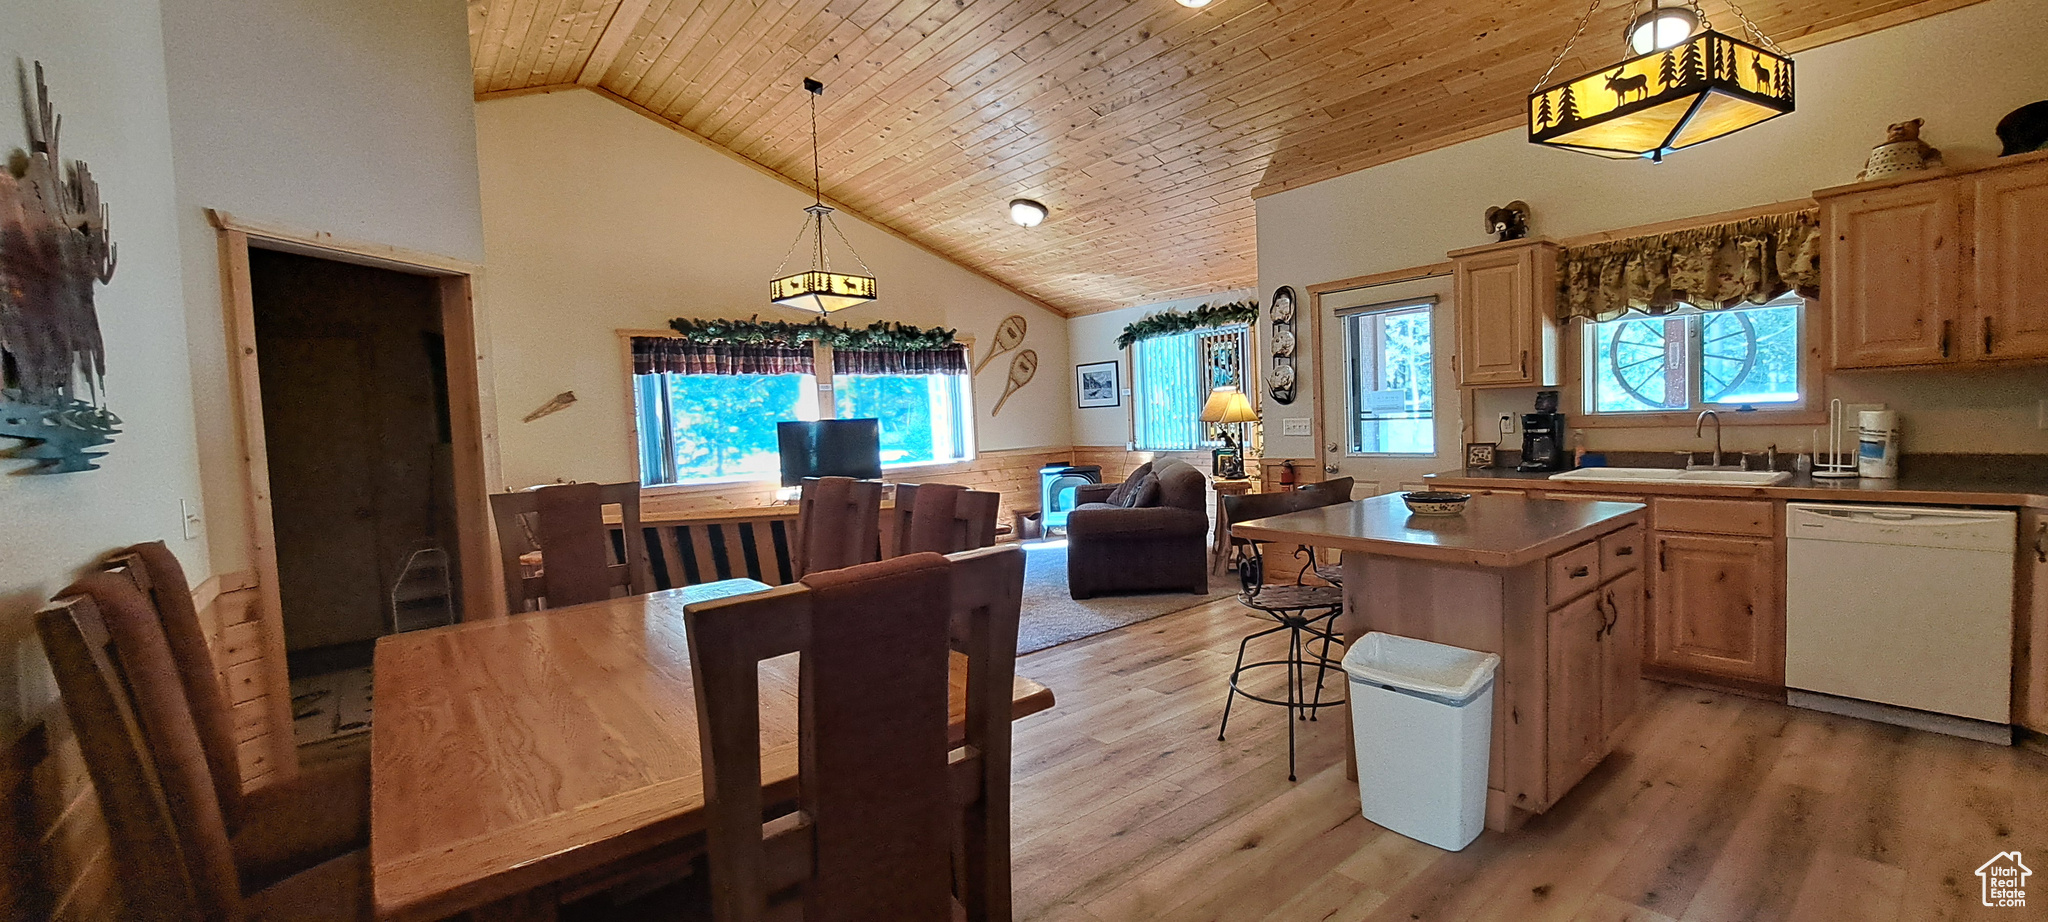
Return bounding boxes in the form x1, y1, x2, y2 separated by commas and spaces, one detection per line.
1315, 275, 1461, 497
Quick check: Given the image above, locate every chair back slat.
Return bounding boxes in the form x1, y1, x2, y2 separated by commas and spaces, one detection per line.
490, 481, 652, 613
794, 477, 883, 576
687, 553, 956, 922
41, 575, 243, 921
943, 545, 1025, 922
891, 484, 1002, 557
111, 543, 245, 829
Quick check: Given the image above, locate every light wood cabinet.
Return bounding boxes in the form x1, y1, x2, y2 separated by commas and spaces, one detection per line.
2019, 508, 2048, 735
1971, 158, 2048, 361
1647, 531, 1782, 689
1451, 238, 1559, 388
1542, 541, 1643, 805
1821, 151, 2048, 369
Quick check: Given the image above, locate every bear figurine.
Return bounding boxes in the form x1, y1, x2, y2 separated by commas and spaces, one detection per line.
1858, 118, 1943, 181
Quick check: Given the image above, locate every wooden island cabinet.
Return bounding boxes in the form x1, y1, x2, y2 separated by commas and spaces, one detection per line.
1233, 493, 1646, 830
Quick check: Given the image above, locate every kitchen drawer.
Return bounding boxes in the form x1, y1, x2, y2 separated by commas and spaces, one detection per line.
1549, 541, 1602, 606
1600, 525, 1644, 576
1653, 498, 1774, 537
224, 658, 268, 704
1537, 491, 1649, 503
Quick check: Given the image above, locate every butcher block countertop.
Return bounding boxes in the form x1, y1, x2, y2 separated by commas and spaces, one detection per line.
1426, 462, 2048, 509
1231, 492, 1644, 569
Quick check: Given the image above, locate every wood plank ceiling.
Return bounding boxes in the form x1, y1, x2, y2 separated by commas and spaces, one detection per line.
470, 0, 1980, 315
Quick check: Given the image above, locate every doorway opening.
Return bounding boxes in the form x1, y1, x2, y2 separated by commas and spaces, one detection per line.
248, 249, 461, 746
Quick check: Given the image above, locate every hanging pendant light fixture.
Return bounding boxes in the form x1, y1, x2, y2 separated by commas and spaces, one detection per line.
1529, 0, 1793, 161
770, 78, 877, 314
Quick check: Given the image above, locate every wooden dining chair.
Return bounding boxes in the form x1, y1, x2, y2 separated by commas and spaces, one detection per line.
39, 576, 368, 922
889, 483, 1001, 557
684, 545, 1025, 922
110, 542, 372, 847
793, 476, 883, 576
490, 481, 654, 613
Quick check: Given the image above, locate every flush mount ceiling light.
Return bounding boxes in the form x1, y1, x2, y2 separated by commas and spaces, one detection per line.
770, 78, 877, 314
1627, 3, 1701, 55
1008, 198, 1047, 227
1176, 0, 1213, 8
1530, 0, 1793, 162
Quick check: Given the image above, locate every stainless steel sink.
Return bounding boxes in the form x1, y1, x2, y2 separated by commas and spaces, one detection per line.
1547, 467, 1792, 486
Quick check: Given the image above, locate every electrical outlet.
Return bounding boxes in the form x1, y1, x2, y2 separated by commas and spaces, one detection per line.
180, 499, 203, 540
1282, 418, 1311, 436
1498, 413, 1516, 436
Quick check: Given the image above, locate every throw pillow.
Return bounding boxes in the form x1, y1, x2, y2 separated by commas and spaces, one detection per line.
1131, 474, 1162, 508
1103, 462, 1154, 506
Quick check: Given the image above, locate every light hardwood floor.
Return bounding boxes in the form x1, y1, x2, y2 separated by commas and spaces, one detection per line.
1007, 596, 2048, 922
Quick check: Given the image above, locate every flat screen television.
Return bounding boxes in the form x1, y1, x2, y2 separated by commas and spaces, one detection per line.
777, 419, 883, 487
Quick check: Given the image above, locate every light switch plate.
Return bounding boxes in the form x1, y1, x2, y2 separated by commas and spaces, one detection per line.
1282, 418, 1311, 436
180, 499, 202, 540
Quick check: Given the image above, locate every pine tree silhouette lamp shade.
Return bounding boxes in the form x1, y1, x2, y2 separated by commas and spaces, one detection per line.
1529, 31, 1792, 161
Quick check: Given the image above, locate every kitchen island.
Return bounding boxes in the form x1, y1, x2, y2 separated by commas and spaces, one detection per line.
1233, 492, 1647, 832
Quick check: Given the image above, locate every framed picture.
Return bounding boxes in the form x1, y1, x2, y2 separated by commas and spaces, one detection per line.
1464, 442, 1497, 469
1076, 361, 1121, 408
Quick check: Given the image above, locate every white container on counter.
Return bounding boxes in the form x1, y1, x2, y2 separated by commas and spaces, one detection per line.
1858, 410, 1900, 479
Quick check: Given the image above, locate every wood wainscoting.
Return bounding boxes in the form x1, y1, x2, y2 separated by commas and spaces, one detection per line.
3, 570, 278, 920
638, 447, 1072, 527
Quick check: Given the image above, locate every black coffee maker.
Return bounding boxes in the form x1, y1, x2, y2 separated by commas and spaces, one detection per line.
1517, 390, 1569, 472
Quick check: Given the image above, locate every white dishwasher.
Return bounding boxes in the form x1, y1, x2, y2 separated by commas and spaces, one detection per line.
1785, 503, 2014, 737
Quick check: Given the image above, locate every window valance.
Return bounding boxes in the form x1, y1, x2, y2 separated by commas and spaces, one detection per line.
833, 343, 969, 375
630, 336, 815, 376
1558, 210, 1822, 323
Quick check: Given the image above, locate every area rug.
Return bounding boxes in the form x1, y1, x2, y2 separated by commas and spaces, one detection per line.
1017, 540, 1234, 654
290, 665, 374, 747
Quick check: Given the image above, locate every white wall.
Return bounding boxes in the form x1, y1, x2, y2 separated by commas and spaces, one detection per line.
1258, 0, 2048, 461
476, 90, 1072, 489
1068, 289, 1256, 447
158, 0, 487, 574
0, 0, 204, 737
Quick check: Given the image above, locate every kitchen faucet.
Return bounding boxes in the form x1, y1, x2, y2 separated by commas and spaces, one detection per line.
1693, 409, 1724, 469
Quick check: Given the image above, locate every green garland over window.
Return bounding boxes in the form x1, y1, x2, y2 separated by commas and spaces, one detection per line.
1115, 300, 1259, 350
667, 316, 958, 350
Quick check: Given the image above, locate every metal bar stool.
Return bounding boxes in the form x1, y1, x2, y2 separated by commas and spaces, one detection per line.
1216, 491, 1347, 782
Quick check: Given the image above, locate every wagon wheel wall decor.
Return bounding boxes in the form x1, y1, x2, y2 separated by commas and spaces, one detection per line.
1603, 312, 1760, 409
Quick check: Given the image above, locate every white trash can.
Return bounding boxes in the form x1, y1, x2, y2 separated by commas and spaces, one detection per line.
1341, 632, 1501, 851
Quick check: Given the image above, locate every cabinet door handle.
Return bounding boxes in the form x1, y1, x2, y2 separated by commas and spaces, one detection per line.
1519, 350, 1529, 376
1568, 565, 1589, 578
2035, 521, 2046, 563
1615, 546, 1634, 557
1939, 319, 1951, 358
1983, 316, 1994, 355
1602, 591, 1619, 636
1658, 543, 1668, 571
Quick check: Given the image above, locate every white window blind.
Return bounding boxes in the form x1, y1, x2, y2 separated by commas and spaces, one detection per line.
1131, 325, 1247, 451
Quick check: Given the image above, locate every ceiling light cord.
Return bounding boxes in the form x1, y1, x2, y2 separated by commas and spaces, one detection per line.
1534, 0, 1603, 93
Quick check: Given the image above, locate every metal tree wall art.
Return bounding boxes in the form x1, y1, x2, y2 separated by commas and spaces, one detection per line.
0, 62, 120, 473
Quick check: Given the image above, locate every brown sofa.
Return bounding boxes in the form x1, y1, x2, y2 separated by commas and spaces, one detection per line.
1066, 459, 1210, 599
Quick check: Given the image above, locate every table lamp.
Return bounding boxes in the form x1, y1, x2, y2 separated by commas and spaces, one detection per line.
1200, 387, 1258, 479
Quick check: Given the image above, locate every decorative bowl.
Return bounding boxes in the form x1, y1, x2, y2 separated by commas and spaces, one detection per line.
1402, 491, 1472, 516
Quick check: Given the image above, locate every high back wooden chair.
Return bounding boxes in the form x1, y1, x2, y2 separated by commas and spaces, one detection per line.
684, 545, 1026, 922
490, 481, 653, 613
889, 483, 1001, 557
39, 575, 369, 922
793, 476, 883, 576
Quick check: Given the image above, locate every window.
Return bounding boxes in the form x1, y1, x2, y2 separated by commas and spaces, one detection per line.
632, 340, 974, 487
1584, 297, 1804, 415
834, 373, 971, 466
1130, 325, 1249, 451
1343, 302, 1435, 455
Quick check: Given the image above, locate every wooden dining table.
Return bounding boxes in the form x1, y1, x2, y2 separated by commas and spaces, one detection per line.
370, 579, 1056, 921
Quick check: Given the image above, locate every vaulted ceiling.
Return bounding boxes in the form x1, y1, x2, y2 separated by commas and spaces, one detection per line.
470, 0, 1979, 315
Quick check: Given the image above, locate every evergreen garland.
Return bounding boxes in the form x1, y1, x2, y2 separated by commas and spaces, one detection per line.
667, 316, 958, 350
1115, 300, 1260, 349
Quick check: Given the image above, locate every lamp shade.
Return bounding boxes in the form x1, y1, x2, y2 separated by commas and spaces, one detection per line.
770, 269, 877, 314
1199, 388, 1259, 424
1530, 30, 1792, 161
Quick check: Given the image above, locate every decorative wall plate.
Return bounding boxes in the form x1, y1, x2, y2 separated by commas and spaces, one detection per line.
1267, 286, 1297, 405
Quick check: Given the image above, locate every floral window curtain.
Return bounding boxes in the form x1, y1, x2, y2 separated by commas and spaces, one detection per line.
832, 343, 969, 375
1558, 211, 1823, 322
630, 336, 814, 376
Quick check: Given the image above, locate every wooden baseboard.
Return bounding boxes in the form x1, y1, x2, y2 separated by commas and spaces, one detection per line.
1641, 664, 1788, 702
